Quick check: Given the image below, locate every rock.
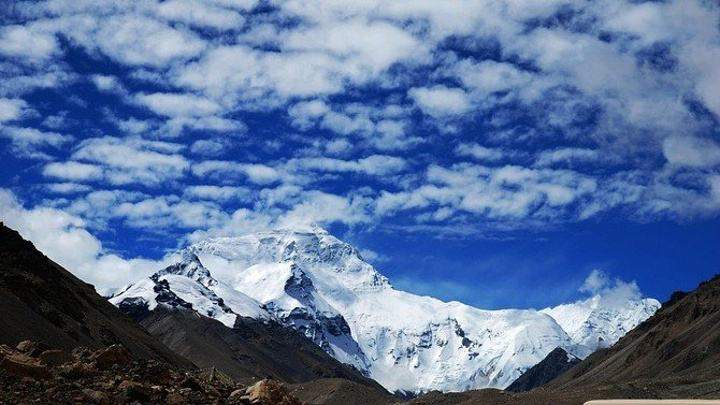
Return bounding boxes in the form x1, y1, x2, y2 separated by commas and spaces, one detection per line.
39, 349, 70, 367
58, 361, 96, 379
15, 340, 34, 353
90, 345, 131, 370
117, 380, 151, 402
229, 388, 244, 398
15, 340, 49, 357
166, 392, 186, 405
81, 388, 109, 404
180, 375, 203, 392
0, 350, 50, 379
241, 379, 301, 405
71, 346, 92, 360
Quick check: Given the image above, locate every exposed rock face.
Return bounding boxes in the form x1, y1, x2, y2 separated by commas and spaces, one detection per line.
505, 347, 580, 392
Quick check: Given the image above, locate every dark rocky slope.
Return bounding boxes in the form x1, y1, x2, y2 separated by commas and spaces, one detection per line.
137, 306, 388, 393
288, 377, 398, 405
0, 222, 190, 367
505, 347, 580, 392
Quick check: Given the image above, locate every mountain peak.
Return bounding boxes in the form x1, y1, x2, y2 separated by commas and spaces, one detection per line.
156, 251, 216, 288
111, 227, 657, 393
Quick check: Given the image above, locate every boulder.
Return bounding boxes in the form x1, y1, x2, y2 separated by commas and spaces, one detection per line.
15, 340, 49, 357
241, 379, 301, 405
0, 349, 50, 379
81, 388, 109, 404
58, 361, 97, 379
39, 349, 70, 367
117, 380, 151, 402
90, 345, 131, 370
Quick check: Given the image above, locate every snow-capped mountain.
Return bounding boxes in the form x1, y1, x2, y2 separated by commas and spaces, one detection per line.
110, 227, 660, 393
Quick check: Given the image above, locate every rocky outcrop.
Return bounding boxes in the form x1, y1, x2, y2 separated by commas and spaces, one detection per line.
505, 347, 580, 392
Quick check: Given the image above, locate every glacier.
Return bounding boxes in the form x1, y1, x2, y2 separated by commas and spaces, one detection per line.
110, 226, 660, 393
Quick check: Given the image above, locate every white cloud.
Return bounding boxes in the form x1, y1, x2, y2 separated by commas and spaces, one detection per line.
283, 19, 428, 75
0, 24, 59, 60
162, 116, 245, 136
409, 86, 471, 117
0, 188, 164, 290
190, 139, 226, 156
663, 136, 720, 168
66, 136, 189, 186
535, 148, 602, 167
175, 45, 345, 103
135, 92, 222, 118
183, 185, 251, 201
0, 98, 28, 122
45, 182, 93, 194
90, 74, 126, 94
154, 0, 245, 30
580, 269, 610, 294
578, 269, 645, 309
192, 160, 282, 185
456, 143, 506, 162
453, 59, 535, 98
43, 161, 103, 181
278, 191, 372, 230
113, 196, 228, 229
94, 15, 206, 67
0, 126, 73, 159
288, 155, 407, 176
376, 164, 598, 220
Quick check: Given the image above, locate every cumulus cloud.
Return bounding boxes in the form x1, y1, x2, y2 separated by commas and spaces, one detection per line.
535, 148, 602, 167
183, 185, 251, 202
44, 136, 190, 186
0, 24, 59, 60
277, 191, 372, 230
93, 15, 206, 67
90, 74, 127, 95
456, 143, 507, 162
663, 137, 720, 168
2, 0, 720, 244
0, 126, 73, 159
43, 161, 103, 181
0, 98, 29, 122
135, 92, 222, 118
192, 161, 282, 185
376, 164, 598, 220
578, 269, 647, 309
409, 86, 472, 117
154, 0, 245, 30
287, 155, 407, 176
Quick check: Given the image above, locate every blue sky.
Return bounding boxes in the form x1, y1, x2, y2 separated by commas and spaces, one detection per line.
1, 0, 719, 308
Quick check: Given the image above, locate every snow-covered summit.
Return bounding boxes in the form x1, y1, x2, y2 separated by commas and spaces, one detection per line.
110, 252, 269, 327
110, 227, 660, 393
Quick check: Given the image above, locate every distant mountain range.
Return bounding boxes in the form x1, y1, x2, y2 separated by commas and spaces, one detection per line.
110, 226, 659, 393
7, 221, 719, 404
410, 274, 720, 404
